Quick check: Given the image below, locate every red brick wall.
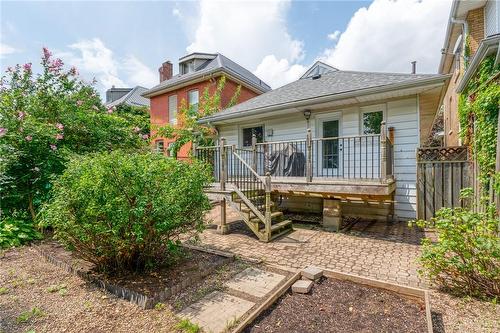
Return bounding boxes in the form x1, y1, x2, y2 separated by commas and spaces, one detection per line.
150, 75, 260, 158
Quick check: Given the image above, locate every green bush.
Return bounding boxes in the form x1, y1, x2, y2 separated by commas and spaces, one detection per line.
413, 206, 500, 299
41, 150, 211, 273
0, 213, 42, 249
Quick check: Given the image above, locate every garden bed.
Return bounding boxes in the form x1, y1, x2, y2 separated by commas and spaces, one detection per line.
237, 268, 432, 333
36, 241, 234, 309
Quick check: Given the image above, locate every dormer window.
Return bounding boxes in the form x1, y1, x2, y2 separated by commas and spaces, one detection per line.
181, 60, 195, 75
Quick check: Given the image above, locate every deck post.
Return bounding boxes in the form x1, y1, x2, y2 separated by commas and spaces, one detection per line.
264, 172, 272, 241
252, 133, 258, 175
380, 121, 387, 181
191, 140, 197, 158
306, 128, 312, 182
218, 137, 229, 235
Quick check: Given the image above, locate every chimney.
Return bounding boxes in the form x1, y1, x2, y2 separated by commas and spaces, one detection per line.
159, 60, 173, 82
411, 61, 417, 74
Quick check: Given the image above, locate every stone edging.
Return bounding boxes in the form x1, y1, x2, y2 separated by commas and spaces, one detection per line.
35, 245, 235, 309
232, 267, 434, 333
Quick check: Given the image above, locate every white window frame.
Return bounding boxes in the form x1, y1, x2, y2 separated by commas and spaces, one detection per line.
168, 94, 177, 125
360, 104, 386, 135
155, 139, 165, 153
240, 124, 265, 147
188, 89, 199, 111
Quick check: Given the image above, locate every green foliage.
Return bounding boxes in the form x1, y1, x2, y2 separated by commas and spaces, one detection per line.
176, 319, 200, 333
458, 55, 500, 191
156, 75, 241, 157
16, 307, 44, 323
412, 201, 500, 299
40, 150, 211, 273
0, 214, 42, 249
0, 48, 147, 223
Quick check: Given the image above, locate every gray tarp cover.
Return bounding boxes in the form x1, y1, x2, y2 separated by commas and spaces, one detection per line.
268, 143, 306, 177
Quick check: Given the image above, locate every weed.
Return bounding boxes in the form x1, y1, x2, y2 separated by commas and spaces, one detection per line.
154, 302, 166, 311
46, 284, 67, 293
0, 287, 8, 295
223, 317, 239, 332
16, 307, 44, 323
83, 301, 92, 310
175, 319, 200, 333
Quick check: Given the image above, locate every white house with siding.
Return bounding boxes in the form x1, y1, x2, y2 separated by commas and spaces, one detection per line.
196, 62, 450, 241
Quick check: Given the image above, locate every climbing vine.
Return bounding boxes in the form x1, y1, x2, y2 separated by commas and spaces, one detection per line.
458, 55, 500, 193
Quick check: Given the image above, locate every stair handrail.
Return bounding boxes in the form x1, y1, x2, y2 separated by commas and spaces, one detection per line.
230, 146, 272, 240
231, 147, 265, 182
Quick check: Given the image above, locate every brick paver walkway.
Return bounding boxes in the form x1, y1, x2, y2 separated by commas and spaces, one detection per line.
200, 205, 427, 288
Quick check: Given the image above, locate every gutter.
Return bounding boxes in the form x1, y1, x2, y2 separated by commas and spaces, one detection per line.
199, 74, 451, 124
438, 0, 460, 74
456, 34, 500, 93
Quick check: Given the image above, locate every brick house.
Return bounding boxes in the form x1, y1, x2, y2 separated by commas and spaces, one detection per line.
142, 53, 270, 157
438, 0, 499, 146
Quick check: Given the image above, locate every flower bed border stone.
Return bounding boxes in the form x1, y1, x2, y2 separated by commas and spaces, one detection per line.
35, 244, 235, 309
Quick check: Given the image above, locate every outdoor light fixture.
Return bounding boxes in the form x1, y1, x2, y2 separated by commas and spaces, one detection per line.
303, 109, 311, 120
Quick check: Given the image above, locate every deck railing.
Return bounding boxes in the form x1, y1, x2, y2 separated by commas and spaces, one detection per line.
194, 122, 394, 183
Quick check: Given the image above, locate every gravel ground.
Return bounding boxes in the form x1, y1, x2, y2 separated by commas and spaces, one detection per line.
0, 247, 179, 333
430, 290, 500, 333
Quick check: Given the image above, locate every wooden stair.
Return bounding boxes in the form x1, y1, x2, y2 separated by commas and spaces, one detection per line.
231, 193, 293, 241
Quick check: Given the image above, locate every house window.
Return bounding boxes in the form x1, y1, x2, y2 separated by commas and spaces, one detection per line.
362, 110, 383, 134
155, 140, 164, 153
188, 90, 199, 112
242, 126, 264, 147
169, 95, 177, 124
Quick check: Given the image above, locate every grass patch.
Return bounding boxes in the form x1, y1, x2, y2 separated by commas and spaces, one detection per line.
16, 307, 44, 323
176, 319, 200, 333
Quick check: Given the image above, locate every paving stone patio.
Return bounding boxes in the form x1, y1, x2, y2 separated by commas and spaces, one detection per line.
179, 267, 287, 333
200, 205, 427, 288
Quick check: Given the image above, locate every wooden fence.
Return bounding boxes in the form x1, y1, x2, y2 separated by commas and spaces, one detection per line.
416, 146, 472, 220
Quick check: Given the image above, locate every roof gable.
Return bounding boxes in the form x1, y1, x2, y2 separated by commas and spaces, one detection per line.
300, 61, 338, 79
106, 86, 150, 108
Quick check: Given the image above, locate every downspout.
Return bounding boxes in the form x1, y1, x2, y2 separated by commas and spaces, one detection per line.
451, 18, 469, 61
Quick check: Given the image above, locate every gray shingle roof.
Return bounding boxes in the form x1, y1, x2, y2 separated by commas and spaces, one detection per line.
142, 53, 270, 97
106, 86, 150, 108
200, 70, 448, 122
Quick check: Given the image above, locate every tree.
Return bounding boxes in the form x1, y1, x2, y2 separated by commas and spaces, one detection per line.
154, 75, 240, 157
0, 48, 148, 222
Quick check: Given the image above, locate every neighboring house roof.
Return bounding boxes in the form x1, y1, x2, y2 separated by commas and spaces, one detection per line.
106, 86, 150, 108
199, 69, 450, 124
142, 53, 271, 98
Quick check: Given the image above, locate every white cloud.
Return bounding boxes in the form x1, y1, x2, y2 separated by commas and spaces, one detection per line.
254, 55, 306, 89
122, 55, 157, 87
321, 0, 452, 73
172, 8, 182, 18
327, 30, 341, 41
0, 43, 18, 58
58, 38, 156, 94
186, 0, 305, 88
69, 38, 125, 88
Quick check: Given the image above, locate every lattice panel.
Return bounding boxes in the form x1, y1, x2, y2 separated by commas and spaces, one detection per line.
417, 146, 468, 162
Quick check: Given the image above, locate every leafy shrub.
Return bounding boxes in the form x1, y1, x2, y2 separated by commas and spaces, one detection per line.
0, 48, 147, 222
41, 150, 211, 273
0, 214, 42, 249
412, 205, 500, 299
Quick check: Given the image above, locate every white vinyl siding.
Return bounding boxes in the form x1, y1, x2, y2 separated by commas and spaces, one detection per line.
485, 0, 500, 37
168, 95, 177, 125
217, 96, 419, 221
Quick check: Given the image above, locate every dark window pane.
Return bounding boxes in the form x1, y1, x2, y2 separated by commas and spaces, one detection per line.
363, 111, 383, 134
242, 126, 263, 146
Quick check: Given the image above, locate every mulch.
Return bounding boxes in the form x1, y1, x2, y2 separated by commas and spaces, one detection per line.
244, 277, 428, 333
37, 241, 227, 296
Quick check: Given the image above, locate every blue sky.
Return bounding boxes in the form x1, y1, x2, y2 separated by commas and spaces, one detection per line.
1, 0, 452, 95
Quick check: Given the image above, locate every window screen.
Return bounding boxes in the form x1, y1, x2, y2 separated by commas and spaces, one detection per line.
242, 126, 263, 147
